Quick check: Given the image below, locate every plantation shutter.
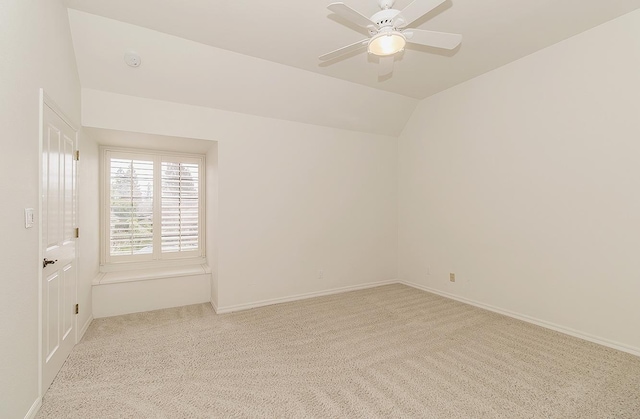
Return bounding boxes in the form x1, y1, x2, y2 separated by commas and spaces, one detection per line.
104, 149, 204, 264
109, 156, 154, 257
161, 159, 200, 254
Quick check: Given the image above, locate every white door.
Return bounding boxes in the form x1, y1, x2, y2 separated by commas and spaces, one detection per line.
41, 103, 77, 393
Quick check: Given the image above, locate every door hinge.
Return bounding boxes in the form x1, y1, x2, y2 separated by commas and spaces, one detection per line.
75, 227, 79, 238
74, 150, 80, 161
75, 304, 79, 315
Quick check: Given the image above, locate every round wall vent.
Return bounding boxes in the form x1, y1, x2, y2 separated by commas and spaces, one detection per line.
124, 51, 141, 68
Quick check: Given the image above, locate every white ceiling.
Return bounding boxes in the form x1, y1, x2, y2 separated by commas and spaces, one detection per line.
65, 0, 640, 99
67, 10, 417, 136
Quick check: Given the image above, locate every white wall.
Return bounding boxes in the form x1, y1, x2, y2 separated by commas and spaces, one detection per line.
77, 131, 99, 333
0, 0, 81, 417
398, 9, 640, 353
82, 89, 398, 311
92, 272, 211, 318
206, 143, 219, 308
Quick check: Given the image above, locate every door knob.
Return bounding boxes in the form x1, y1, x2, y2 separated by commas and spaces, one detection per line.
43, 258, 57, 268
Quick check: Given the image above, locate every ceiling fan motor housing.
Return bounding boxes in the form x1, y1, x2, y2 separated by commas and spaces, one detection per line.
371, 9, 401, 28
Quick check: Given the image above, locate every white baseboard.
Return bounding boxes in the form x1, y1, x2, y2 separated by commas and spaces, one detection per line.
24, 397, 42, 419
210, 299, 218, 314
215, 280, 398, 314
78, 315, 93, 342
400, 280, 640, 357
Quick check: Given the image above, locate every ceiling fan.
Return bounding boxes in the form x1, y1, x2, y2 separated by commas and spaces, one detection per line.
320, 0, 462, 75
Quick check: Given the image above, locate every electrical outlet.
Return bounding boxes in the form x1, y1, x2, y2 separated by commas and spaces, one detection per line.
449, 273, 455, 282
318, 270, 324, 280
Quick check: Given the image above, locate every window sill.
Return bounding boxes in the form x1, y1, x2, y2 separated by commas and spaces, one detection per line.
100, 257, 207, 273
93, 263, 211, 286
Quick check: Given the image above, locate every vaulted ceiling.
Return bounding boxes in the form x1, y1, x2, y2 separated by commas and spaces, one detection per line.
65, 0, 640, 134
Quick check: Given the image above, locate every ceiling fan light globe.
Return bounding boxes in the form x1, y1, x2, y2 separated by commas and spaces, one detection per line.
368, 32, 406, 56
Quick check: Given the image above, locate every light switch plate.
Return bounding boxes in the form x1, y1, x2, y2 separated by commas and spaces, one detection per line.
25, 208, 34, 228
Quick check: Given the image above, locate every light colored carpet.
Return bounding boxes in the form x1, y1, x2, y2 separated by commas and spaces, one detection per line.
37, 284, 640, 418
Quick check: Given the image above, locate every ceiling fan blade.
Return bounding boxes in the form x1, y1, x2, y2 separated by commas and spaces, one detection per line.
328, 2, 378, 30
404, 29, 462, 49
319, 39, 369, 61
393, 0, 447, 28
378, 55, 394, 76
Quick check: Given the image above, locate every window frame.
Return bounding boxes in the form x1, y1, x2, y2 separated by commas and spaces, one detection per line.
100, 146, 206, 271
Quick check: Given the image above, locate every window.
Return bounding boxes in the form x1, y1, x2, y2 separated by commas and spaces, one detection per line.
102, 148, 205, 267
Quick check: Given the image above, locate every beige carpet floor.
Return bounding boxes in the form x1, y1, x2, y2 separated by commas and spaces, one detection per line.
37, 284, 640, 418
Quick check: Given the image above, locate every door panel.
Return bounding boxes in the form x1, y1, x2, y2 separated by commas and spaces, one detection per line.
62, 264, 75, 340
42, 103, 77, 393
45, 271, 60, 362
63, 135, 74, 240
